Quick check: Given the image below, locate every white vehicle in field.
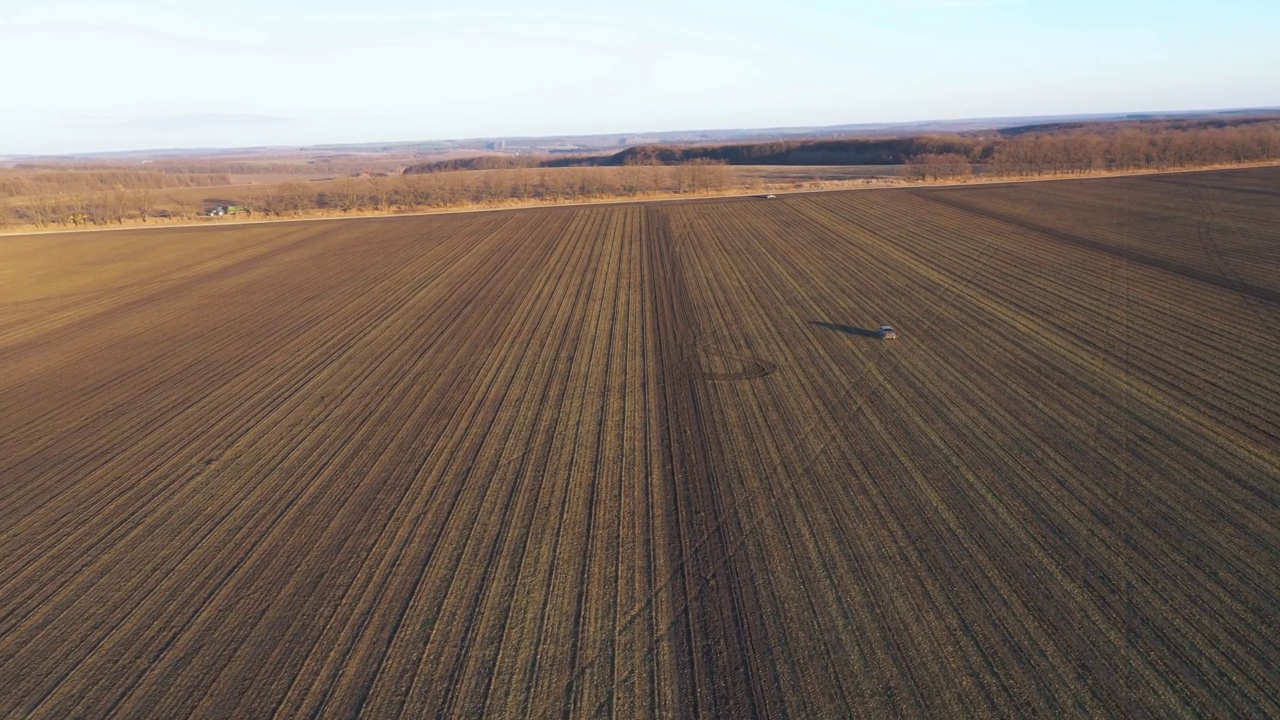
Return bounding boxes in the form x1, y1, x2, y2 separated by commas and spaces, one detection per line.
878, 325, 898, 339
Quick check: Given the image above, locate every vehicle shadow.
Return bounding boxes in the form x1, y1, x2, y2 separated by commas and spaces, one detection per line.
811, 321, 880, 338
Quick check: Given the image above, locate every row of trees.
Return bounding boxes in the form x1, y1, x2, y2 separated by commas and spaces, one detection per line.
981, 124, 1280, 176
904, 153, 974, 181
0, 170, 232, 198
245, 163, 739, 217
0, 164, 742, 228
405, 155, 543, 173
4, 120, 1277, 228
0, 187, 207, 228
898, 123, 1280, 179
580, 117, 1280, 176
564, 136, 980, 167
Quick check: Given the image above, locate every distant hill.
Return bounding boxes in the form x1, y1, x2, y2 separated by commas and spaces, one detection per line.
998, 113, 1280, 137
398, 113, 1280, 177
16, 108, 1280, 163
558, 137, 977, 167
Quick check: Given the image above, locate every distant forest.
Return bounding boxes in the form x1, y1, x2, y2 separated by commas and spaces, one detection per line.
0, 170, 232, 198
403, 116, 1280, 179
4, 116, 1278, 229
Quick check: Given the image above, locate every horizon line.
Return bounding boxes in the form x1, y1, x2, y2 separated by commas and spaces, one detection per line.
4, 105, 1278, 161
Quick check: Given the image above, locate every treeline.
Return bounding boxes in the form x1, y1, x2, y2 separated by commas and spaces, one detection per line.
980, 122, 1280, 176
903, 121, 1280, 180
1, 164, 740, 229
246, 164, 736, 216
569, 137, 977, 167
140, 158, 404, 175
404, 155, 544, 173
574, 115, 1280, 172
6, 116, 1278, 230
403, 115, 1280, 177
0, 187, 197, 228
401, 136, 985, 173
996, 113, 1280, 137
0, 170, 232, 198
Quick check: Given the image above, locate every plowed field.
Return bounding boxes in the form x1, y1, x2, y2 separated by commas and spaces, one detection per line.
2, 167, 1278, 718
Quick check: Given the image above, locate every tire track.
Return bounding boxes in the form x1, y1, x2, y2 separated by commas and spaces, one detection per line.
642, 206, 765, 719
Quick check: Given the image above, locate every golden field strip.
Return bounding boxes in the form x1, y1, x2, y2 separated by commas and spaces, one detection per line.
1, 168, 1278, 718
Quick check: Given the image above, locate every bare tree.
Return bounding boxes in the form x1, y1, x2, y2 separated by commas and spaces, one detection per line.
130, 188, 155, 222
366, 176, 389, 212
393, 175, 426, 209
685, 159, 731, 192
19, 197, 51, 227
671, 164, 694, 193
439, 173, 471, 205
538, 170, 565, 201
417, 174, 445, 207
102, 189, 130, 224
619, 161, 642, 196
166, 193, 201, 220
906, 153, 972, 181
645, 162, 668, 194
245, 187, 280, 216
64, 192, 91, 226
279, 183, 314, 216
510, 169, 535, 201
329, 179, 364, 212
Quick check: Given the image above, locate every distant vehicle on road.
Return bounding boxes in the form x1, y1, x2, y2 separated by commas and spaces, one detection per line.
878, 325, 898, 339
764, 194, 777, 199
205, 205, 249, 217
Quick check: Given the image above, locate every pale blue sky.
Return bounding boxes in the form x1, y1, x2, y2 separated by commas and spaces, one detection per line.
2, 0, 1276, 154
